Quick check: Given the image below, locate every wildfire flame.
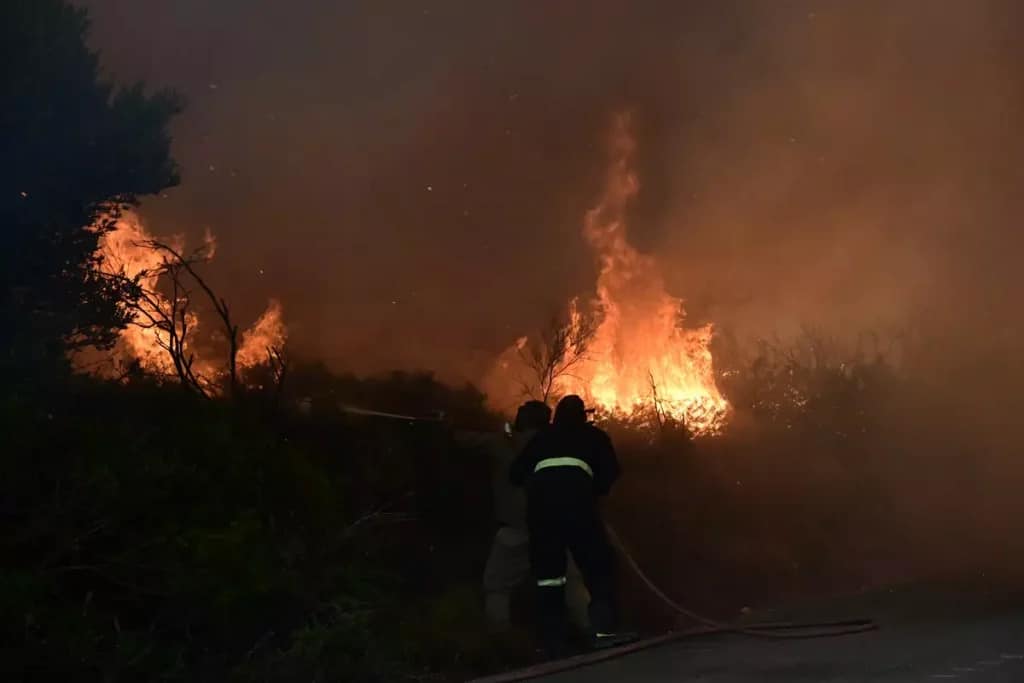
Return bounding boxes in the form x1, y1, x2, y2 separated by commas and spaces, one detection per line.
490, 113, 729, 435
88, 210, 286, 390
237, 299, 287, 368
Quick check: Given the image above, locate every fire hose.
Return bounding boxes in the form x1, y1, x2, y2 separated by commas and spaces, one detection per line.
605, 524, 877, 639
467, 529, 877, 683
335, 404, 879, 678
336, 403, 446, 422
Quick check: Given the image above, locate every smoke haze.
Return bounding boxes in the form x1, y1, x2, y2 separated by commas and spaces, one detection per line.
78, 0, 1024, 394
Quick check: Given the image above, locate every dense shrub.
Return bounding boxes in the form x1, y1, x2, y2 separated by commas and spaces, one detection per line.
598, 329, 999, 626
1, 373, 509, 682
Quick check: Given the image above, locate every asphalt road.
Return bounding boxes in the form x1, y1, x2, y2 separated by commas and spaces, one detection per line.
540, 584, 1024, 682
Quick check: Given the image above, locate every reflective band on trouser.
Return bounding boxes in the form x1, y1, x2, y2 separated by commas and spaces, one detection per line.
533, 457, 593, 477
537, 576, 567, 587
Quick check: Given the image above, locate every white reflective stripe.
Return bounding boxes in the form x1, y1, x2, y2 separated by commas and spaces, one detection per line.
595, 633, 616, 638
537, 576, 567, 587
534, 457, 593, 477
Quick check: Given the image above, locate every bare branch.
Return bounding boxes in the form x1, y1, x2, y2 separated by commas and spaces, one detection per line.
648, 369, 667, 431
144, 240, 240, 396
517, 301, 598, 403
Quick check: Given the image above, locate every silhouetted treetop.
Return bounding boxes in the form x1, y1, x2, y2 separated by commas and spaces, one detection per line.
1, 0, 182, 376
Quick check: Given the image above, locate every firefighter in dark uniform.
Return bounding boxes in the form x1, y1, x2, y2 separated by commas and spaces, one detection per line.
453, 401, 591, 632
510, 394, 625, 657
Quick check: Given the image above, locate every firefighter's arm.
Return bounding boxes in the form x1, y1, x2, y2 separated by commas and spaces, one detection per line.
508, 435, 536, 487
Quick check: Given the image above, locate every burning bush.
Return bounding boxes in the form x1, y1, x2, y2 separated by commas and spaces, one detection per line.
78, 210, 287, 397
485, 113, 728, 436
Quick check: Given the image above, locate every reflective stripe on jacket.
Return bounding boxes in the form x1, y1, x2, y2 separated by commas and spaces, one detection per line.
534, 457, 593, 477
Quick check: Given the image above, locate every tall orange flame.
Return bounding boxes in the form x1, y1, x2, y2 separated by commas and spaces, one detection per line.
489, 114, 729, 435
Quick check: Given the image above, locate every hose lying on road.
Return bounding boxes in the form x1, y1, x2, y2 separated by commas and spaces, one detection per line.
606, 523, 878, 640
465, 525, 877, 683
465, 618, 878, 683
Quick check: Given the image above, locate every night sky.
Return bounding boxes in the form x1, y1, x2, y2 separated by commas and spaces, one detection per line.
78, 0, 1024, 383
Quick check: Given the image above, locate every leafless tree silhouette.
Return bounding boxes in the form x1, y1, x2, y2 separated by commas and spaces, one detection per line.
518, 302, 598, 403
144, 240, 242, 396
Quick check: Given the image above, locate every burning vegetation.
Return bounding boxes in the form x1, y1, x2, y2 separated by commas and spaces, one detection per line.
488, 114, 729, 435
80, 210, 286, 395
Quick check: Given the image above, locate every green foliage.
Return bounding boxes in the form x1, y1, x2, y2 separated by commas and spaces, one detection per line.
396, 586, 535, 675
0, 0, 181, 379
1, 374, 505, 682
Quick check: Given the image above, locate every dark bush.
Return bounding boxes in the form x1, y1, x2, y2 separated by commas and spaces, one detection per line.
1, 372, 507, 682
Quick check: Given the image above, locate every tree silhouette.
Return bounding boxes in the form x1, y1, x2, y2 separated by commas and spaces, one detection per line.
518, 301, 598, 403
0, 0, 181, 380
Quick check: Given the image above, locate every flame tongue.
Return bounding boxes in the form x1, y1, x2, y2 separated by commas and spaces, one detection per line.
552, 114, 729, 434
95, 211, 204, 378
87, 210, 286, 390
237, 299, 286, 368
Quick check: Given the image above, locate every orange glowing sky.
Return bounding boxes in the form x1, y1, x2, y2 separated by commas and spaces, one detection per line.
78, 0, 1024, 384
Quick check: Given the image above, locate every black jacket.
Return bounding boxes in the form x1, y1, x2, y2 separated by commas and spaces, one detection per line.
509, 423, 621, 498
